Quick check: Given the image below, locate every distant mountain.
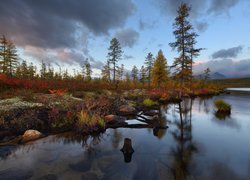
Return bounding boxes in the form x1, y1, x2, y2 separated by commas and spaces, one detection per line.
194, 72, 226, 80
210, 72, 226, 79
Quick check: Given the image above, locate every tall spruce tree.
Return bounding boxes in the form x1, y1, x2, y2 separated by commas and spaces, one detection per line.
107, 38, 123, 83
169, 3, 200, 97
101, 61, 111, 82
151, 50, 168, 88
140, 65, 147, 86
131, 65, 139, 83
0, 35, 8, 73
5, 40, 18, 76
82, 58, 92, 81
144, 52, 154, 87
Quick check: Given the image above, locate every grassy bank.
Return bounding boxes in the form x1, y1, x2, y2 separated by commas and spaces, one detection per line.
212, 78, 250, 88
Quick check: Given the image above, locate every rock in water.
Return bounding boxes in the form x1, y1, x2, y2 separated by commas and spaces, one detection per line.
22, 129, 43, 143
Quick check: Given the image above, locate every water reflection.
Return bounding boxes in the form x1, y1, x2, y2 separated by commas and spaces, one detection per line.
198, 97, 210, 114
169, 99, 198, 179
214, 111, 231, 120
1, 94, 250, 179
120, 138, 134, 163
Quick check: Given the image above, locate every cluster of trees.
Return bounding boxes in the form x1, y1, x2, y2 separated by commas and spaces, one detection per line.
102, 37, 169, 88
0, 3, 211, 97
102, 3, 203, 96
0, 35, 18, 76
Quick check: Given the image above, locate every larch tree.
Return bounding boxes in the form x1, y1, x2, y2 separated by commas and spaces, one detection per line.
144, 52, 154, 87
28, 62, 36, 79
82, 58, 92, 81
5, 40, 18, 76
0, 35, 8, 73
151, 50, 168, 88
140, 65, 147, 86
107, 38, 123, 83
40, 61, 47, 79
204, 68, 210, 82
101, 61, 111, 82
131, 65, 139, 83
118, 64, 124, 81
169, 3, 200, 98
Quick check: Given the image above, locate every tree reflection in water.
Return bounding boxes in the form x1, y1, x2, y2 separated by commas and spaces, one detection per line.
169, 99, 198, 179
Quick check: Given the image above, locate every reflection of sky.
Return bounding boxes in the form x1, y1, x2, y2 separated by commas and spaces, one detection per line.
1, 94, 250, 179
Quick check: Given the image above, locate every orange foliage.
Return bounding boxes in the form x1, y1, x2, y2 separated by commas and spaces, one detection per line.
49, 89, 67, 96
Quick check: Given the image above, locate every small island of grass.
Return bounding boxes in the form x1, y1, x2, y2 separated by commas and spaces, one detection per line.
214, 99, 231, 114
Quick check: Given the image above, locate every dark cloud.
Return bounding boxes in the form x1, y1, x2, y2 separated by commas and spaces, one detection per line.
139, 18, 157, 30
156, 0, 206, 18
155, 0, 242, 32
207, 0, 240, 15
194, 59, 250, 77
124, 55, 134, 60
115, 28, 139, 48
90, 60, 104, 70
0, 0, 135, 49
196, 21, 208, 32
211, 46, 243, 59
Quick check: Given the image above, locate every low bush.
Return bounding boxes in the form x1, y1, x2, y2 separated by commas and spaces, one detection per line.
76, 110, 106, 133
214, 99, 231, 112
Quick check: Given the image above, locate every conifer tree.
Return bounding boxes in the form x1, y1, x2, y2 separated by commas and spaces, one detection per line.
101, 61, 111, 82
82, 58, 92, 81
140, 65, 147, 86
144, 52, 154, 87
107, 38, 123, 83
151, 50, 168, 88
169, 3, 200, 97
5, 40, 18, 76
40, 61, 47, 79
0, 35, 8, 73
131, 65, 139, 83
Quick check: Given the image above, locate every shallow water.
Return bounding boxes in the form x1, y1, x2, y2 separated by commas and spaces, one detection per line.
0, 94, 250, 180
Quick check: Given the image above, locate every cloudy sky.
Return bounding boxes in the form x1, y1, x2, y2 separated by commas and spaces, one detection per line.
0, 0, 250, 77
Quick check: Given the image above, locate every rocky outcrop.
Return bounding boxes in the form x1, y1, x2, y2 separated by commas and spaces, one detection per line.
22, 130, 43, 143
104, 115, 126, 124
118, 105, 137, 116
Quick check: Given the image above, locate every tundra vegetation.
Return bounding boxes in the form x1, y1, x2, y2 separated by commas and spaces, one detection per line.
0, 3, 223, 142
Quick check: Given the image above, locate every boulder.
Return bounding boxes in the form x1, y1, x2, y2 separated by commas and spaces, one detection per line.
104, 115, 126, 124
143, 110, 159, 116
22, 130, 43, 143
118, 105, 137, 116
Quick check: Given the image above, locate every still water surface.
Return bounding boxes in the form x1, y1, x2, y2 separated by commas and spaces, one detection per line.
226, 88, 250, 92
0, 94, 250, 179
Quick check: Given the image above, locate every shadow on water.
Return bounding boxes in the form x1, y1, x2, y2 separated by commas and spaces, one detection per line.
166, 99, 199, 179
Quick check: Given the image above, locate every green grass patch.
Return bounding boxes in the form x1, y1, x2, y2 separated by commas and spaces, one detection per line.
214, 99, 231, 111
143, 98, 158, 107
77, 110, 106, 129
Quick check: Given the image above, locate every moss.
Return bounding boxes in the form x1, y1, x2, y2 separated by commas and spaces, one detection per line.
143, 98, 158, 107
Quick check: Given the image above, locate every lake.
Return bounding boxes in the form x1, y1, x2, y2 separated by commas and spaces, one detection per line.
226, 88, 250, 92
1, 94, 250, 180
